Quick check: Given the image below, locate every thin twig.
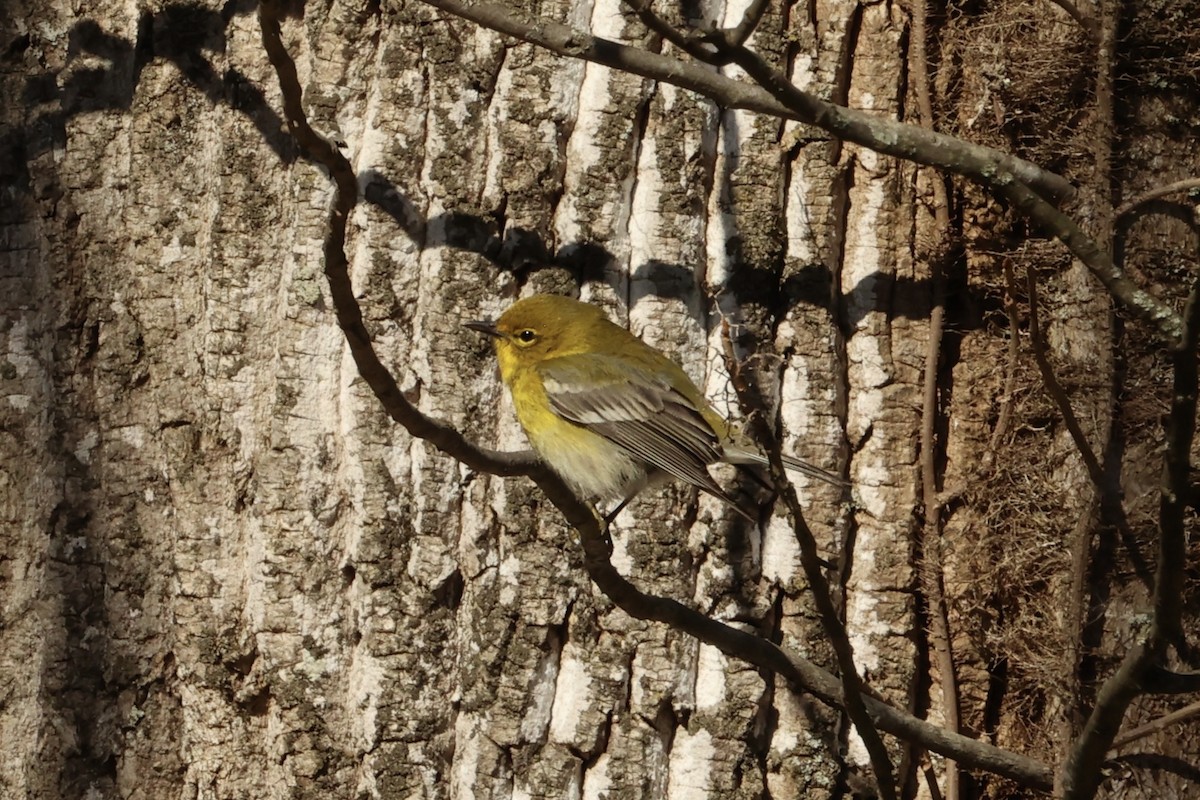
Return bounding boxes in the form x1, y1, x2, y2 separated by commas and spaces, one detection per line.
910, 0, 962, 795
729, 0, 772, 46
1022, 259, 1114, 737
1046, 0, 1098, 39
988, 263, 1024, 457
622, 0, 715, 60
1024, 269, 1106, 486
1115, 178, 1200, 220
995, 175, 1184, 347
1109, 699, 1200, 751
719, 321, 898, 800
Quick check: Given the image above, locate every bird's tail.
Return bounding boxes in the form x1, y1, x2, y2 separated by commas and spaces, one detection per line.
723, 445, 849, 489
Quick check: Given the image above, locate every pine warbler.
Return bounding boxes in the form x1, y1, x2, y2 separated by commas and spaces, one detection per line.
466, 294, 844, 519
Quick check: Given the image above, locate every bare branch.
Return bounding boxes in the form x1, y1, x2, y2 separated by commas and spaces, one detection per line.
1115, 178, 1200, 220
995, 176, 1184, 347
258, 0, 539, 479
704, 25, 1180, 344
1060, 642, 1156, 799
1046, 0, 1099, 39
414, 0, 1075, 203
1154, 275, 1200, 647
719, 322, 898, 800
415, 0, 1187, 341
622, 0, 716, 61
988, 263, 1024, 457
568, 497, 1057, 791
1024, 269, 1106, 485
728, 0, 772, 46
1141, 666, 1200, 694
910, 0, 962, 793
1059, 197, 1200, 800
1110, 700, 1200, 751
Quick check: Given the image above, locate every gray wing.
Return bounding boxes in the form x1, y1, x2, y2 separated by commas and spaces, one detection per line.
539, 354, 729, 499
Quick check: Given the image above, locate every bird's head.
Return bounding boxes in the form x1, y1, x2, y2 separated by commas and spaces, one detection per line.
465, 294, 608, 377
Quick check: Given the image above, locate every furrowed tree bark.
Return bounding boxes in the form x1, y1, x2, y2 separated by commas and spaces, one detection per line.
2, 0, 1197, 798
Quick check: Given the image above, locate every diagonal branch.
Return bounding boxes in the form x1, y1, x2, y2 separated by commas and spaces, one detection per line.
1058, 241, 1200, 800
1115, 178, 1200, 220
1023, 268, 1106, 486
1110, 699, 1200, 751
728, 0, 772, 47
567, 485, 1055, 790
423, 0, 1186, 347
707, 30, 1183, 347
1059, 640, 1158, 800
413, 0, 1075, 203
571, 490, 1056, 790
719, 322, 897, 800
621, 0, 1182, 348
1046, 0, 1099, 39
994, 176, 1184, 347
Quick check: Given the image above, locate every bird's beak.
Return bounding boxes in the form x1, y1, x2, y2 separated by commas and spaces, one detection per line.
464, 319, 502, 339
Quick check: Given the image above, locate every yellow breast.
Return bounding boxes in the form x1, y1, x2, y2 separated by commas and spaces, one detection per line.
503, 364, 642, 499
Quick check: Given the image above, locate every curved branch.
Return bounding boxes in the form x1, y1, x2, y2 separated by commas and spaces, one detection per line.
712, 28, 1182, 347
566, 495, 1056, 792
418, 0, 1191, 347
259, 0, 538, 479
1115, 178, 1200, 220
1140, 666, 1200, 695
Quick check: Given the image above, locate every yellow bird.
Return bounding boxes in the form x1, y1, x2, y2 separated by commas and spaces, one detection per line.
466, 294, 844, 520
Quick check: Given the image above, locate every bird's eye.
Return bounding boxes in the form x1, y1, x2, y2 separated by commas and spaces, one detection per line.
517, 329, 537, 343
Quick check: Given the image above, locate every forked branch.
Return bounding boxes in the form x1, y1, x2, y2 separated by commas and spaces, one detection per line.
415, 0, 1188, 347
414, 0, 1074, 202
